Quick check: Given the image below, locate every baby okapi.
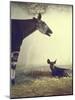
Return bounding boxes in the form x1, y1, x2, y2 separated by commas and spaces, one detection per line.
47, 59, 69, 77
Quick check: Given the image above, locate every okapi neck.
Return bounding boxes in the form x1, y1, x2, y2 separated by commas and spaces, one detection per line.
50, 65, 54, 71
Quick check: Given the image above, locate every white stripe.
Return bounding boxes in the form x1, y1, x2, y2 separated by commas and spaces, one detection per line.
11, 69, 15, 79
11, 62, 17, 66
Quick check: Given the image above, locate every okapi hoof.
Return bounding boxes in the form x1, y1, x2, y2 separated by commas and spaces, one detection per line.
11, 79, 15, 85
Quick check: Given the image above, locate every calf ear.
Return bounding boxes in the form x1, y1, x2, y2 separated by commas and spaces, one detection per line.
54, 60, 56, 64
47, 59, 50, 64
37, 13, 42, 20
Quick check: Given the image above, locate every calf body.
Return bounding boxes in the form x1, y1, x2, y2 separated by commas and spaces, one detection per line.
47, 59, 69, 77
51, 66, 68, 77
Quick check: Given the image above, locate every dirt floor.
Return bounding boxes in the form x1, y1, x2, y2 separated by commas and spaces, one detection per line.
10, 71, 73, 98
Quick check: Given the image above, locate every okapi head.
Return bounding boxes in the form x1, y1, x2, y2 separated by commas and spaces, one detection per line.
36, 13, 52, 36
47, 59, 56, 71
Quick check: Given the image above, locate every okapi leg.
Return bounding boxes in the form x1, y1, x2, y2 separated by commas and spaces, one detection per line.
11, 51, 19, 85
11, 63, 16, 85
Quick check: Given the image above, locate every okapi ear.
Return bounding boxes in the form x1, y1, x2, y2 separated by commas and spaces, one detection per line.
47, 59, 50, 64
37, 13, 42, 20
53, 60, 57, 64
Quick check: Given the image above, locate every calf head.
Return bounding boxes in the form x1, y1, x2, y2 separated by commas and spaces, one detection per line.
47, 59, 56, 70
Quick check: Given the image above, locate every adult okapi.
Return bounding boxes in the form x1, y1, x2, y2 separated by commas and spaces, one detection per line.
11, 13, 53, 85
47, 59, 71, 77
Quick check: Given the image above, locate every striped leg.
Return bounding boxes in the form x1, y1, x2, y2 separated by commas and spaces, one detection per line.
11, 51, 19, 85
